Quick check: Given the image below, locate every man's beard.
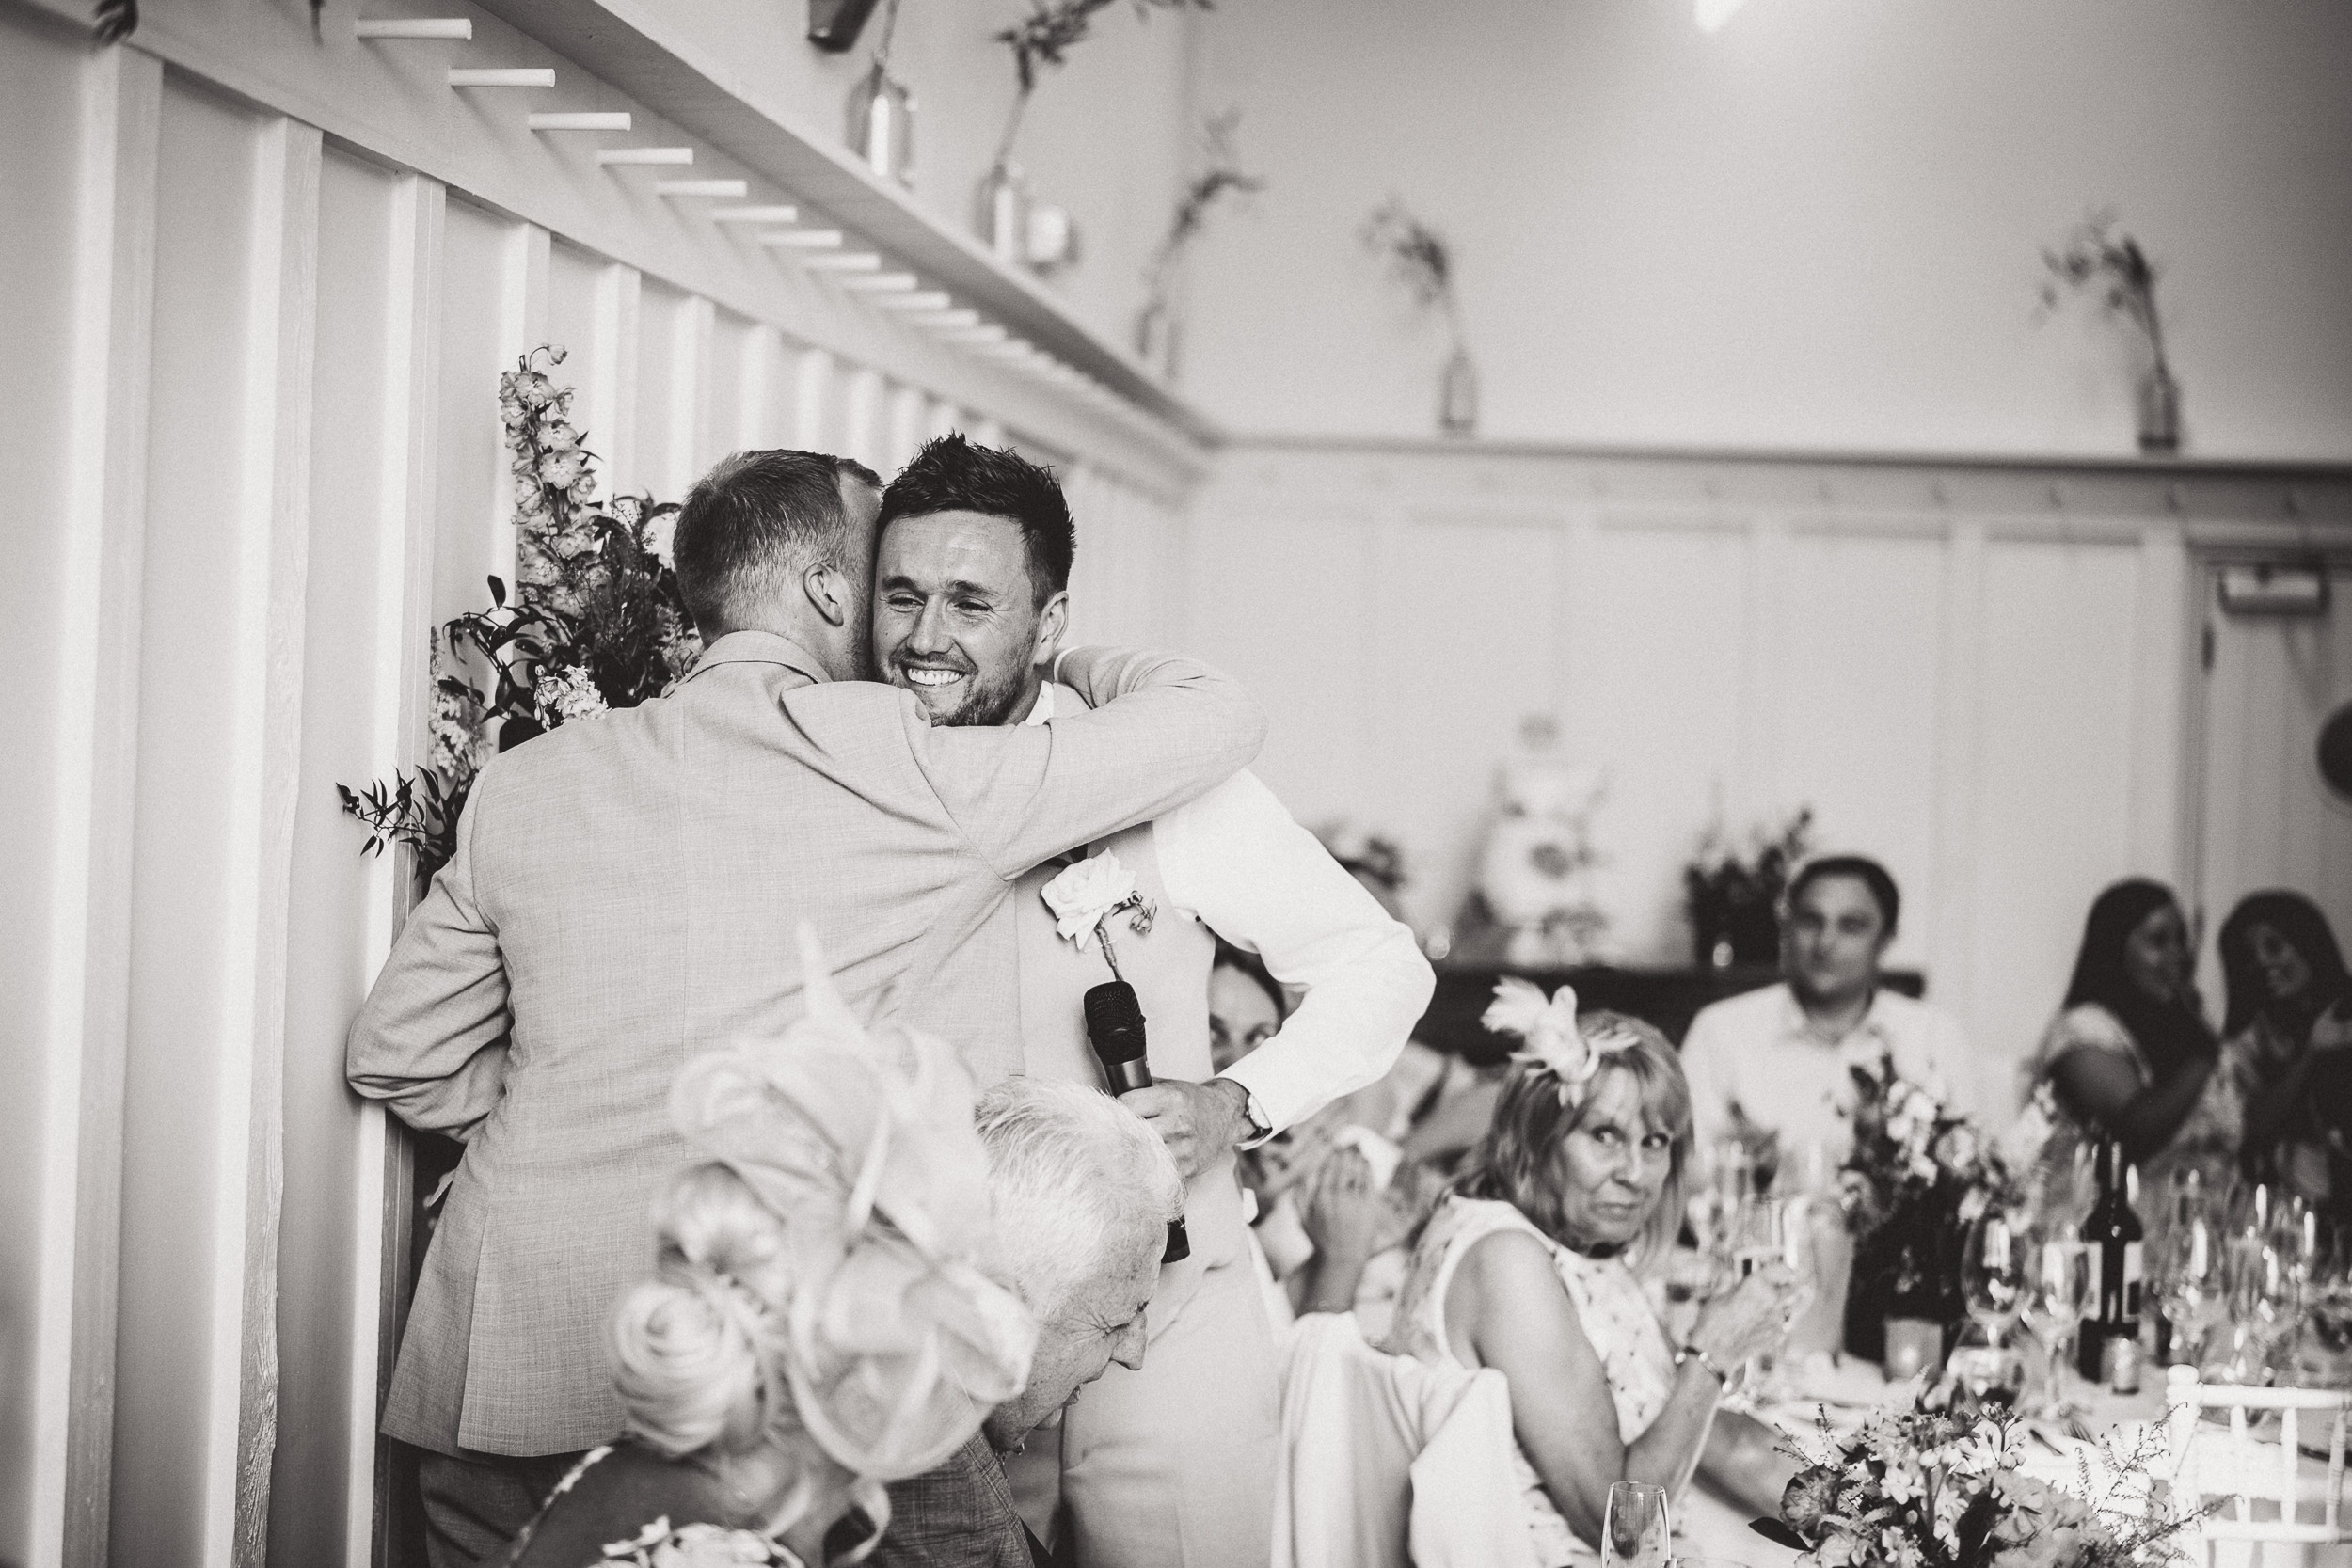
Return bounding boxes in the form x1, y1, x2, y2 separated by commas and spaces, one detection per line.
891, 653, 1034, 728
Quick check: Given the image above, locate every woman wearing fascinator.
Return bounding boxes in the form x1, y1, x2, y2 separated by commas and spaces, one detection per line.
501, 930, 1038, 1568
1382, 981, 1804, 1567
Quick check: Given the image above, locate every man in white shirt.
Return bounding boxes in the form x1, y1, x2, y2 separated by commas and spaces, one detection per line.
867, 435, 1434, 1568
1681, 855, 1966, 1180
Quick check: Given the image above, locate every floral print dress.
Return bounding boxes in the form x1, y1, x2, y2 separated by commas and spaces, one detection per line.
1384, 1196, 1677, 1567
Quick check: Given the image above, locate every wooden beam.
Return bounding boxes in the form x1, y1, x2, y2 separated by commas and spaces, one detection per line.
356, 169, 446, 1568
220, 110, 323, 1568
49, 42, 162, 1568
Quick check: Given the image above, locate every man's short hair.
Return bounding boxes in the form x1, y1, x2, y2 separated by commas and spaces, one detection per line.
974, 1077, 1182, 1322
672, 450, 882, 636
876, 434, 1075, 607
1787, 854, 1901, 936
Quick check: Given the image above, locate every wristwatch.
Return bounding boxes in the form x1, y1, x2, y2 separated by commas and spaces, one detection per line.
1676, 1342, 1729, 1386
1220, 1077, 1273, 1146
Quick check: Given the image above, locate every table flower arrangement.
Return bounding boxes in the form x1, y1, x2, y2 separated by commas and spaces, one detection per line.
1754, 1395, 2202, 1568
338, 345, 695, 882
1838, 1050, 2022, 1362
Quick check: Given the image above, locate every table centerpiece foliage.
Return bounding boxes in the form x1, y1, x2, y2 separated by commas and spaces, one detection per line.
337, 345, 695, 883
1837, 1049, 2024, 1363
1755, 1393, 2204, 1568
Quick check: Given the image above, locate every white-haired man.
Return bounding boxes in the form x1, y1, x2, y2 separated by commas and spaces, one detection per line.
877, 1078, 1185, 1568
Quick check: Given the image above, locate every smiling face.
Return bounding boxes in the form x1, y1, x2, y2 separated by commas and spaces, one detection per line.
2248, 922, 2314, 1005
982, 1222, 1159, 1449
873, 510, 1066, 727
1550, 1067, 1675, 1254
2124, 899, 2195, 1005
1209, 962, 1282, 1073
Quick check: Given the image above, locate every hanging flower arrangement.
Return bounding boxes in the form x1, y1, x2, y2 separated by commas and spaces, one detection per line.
337, 346, 697, 881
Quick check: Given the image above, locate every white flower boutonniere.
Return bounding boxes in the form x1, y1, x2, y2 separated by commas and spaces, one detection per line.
1041, 852, 1157, 980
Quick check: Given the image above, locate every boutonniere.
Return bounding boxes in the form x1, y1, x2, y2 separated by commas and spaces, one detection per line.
1041, 852, 1157, 980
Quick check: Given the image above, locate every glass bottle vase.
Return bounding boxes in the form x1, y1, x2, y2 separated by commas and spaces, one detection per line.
1439, 341, 1479, 436
848, 60, 915, 189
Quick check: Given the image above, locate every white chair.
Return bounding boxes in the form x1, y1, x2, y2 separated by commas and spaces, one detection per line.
2164, 1364, 2351, 1564
1271, 1311, 1538, 1568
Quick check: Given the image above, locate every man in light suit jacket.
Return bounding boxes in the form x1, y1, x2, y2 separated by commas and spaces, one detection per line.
870, 436, 1434, 1568
347, 450, 1267, 1568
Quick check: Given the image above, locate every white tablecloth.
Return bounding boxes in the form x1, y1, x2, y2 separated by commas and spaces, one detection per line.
1676, 1356, 2350, 1568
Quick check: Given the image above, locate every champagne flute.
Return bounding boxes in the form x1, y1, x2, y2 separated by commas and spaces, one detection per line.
1603, 1481, 1672, 1568
1963, 1205, 2026, 1353
2018, 1232, 2090, 1417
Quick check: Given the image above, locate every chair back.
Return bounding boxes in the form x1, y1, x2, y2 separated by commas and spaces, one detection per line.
1271, 1313, 1535, 1568
2164, 1364, 2350, 1552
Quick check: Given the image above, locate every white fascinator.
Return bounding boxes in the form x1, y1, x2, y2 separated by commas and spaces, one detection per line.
1481, 978, 1642, 1109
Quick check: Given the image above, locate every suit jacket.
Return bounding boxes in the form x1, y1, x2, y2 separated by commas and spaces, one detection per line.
347, 632, 1265, 1455
876, 1433, 1041, 1568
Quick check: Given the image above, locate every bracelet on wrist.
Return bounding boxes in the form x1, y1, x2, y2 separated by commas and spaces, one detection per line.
1677, 1343, 1729, 1386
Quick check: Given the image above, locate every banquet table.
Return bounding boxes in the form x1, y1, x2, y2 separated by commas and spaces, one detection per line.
1676, 1356, 2352, 1568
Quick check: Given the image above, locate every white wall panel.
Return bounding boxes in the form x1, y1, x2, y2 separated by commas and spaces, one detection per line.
0, 18, 127, 1568
1769, 530, 1949, 971
1384, 513, 1570, 935
265, 145, 399, 1568
1962, 538, 2145, 1107
433, 201, 523, 624
1577, 519, 1753, 961
1187, 502, 1382, 831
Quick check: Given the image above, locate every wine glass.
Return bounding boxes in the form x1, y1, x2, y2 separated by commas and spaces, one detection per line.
1603, 1481, 1672, 1568
2017, 1231, 2090, 1416
1963, 1205, 2027, 1352
2156, 1208, 2226, 1369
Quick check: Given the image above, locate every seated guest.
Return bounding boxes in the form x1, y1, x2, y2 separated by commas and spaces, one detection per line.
1213, 942, 1456, 1335
1383, 999, 1800, 1566
2023, 879, 2237, 1222
504, 940, 1037, 1568
878, 1077, 1185, 1568
1682, 855, 1966, 1181
2218, 891, 2352, 1211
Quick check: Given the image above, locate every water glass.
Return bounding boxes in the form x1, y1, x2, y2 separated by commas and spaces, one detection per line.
1603, 1481, 1672, 1568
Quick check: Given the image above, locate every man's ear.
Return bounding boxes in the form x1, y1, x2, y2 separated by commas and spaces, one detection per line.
803, 560, 850, 628
1031, 590, 1070, 672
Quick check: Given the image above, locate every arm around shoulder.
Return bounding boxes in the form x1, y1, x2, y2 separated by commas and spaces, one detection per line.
920, 645, 1268, 876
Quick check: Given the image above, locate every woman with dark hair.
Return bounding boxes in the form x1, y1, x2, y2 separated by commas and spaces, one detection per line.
1383, 988, 1800, 1565
2024, 879, 2240, 1219
2218, 891, 2352, 1212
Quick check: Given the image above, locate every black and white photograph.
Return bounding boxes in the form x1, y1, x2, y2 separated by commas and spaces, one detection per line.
4, 1, 2350, 1565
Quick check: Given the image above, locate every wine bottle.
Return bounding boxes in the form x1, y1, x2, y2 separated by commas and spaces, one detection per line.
2077, 1137, 2144, 1379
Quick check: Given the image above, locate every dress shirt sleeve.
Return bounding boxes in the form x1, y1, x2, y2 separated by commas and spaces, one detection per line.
1155, 771, 1434, 1135
908, 645, 1266, 879
345, 775, 513, 1140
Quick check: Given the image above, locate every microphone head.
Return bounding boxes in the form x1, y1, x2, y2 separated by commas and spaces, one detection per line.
1083, 980, 1148, 1066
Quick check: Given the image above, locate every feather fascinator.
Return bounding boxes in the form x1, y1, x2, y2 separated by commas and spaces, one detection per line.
662, 927, 1036, 1488
1482, 978, 1641, 1108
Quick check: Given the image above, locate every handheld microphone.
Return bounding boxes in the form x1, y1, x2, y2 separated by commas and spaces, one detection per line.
1084, 980, 1190, 1263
